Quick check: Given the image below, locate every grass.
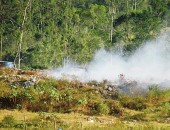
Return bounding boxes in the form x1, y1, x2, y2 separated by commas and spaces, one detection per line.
0, 109, 38, 122
0, 109, 170, 130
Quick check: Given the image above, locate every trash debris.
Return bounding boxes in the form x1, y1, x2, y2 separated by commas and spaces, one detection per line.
0, 61, 15, 68
87, 116, 94, 123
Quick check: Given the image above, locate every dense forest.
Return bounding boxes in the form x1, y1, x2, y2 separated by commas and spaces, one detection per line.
1, 0, 170, 69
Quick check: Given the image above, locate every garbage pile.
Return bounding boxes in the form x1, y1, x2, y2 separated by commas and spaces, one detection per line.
0, 68, 46, 88
88, 74, 147, 99
0, 68, 148, 99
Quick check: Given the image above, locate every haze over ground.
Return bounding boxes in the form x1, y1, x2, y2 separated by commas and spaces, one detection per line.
49, 32, 170, 87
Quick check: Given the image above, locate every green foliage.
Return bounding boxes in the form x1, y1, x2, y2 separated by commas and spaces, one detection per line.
146, 85, 165, 105
1, 0, 170, 68
0, 68, 169, 129
160, 102, 170, 116
107, 100, 124, 116
0, 115, 17, 128
0, 81, 10, 97
95, 102, 110, 115
0, 74, 170, 126
77, 98, 88, 106
119, 95, 146, 110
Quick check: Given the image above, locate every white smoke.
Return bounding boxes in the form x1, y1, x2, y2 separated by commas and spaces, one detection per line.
49, 33, 170, 87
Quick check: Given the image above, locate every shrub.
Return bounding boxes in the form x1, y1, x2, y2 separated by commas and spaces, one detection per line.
160, 102, 170, 116
146, 85, 164, 104
119, 95, 146, 110
54, 79, 70, 90
77, 98, 88, 106
95, 102, 110, 115
0, 115, 17, 128
0, 81, 10, 97
107, 100, 124, 116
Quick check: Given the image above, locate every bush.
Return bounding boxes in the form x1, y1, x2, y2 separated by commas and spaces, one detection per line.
0, 115, 17, 128
119, 96, 146, 110
95, 102, 110, 115
146, 85, 164, 104
107, 100, 124, 116
160, 102, 170, 117
146, 85, 170, 105
0, 81, 10, 97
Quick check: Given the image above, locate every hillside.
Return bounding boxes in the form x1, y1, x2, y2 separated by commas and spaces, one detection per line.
1, 0, 170, 69
1, 0, 170, 130
0, 68, 170, 129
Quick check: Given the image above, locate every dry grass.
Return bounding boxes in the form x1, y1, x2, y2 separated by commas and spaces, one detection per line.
0, 109, 38, 122
0, 109, 170, 130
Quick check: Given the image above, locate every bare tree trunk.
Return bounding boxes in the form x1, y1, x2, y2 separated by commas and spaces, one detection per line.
110, 5, 115, 43
126, 0, 129, 41
134, 0, 137, 11
0, 35, 2, 60
110, 13, 113, 43
18, 0, 31, 69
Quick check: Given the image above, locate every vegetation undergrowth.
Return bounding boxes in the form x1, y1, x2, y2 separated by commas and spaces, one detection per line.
0, 69, 170, 129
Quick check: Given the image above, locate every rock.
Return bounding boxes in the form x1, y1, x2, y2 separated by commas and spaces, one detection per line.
23, 81, 35, 87
87, 116, 94, 123
108, 87, 113, 91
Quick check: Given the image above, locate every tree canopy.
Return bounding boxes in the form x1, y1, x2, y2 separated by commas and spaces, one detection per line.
0, 0, 170, 69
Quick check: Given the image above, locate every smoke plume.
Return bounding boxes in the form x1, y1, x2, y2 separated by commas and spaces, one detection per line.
49, 33, 170, 87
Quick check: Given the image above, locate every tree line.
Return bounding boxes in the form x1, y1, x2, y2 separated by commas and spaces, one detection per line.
1, 0, 170, 69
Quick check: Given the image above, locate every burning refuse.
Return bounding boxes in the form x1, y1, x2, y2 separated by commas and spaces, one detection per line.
48, 33, 170, 89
